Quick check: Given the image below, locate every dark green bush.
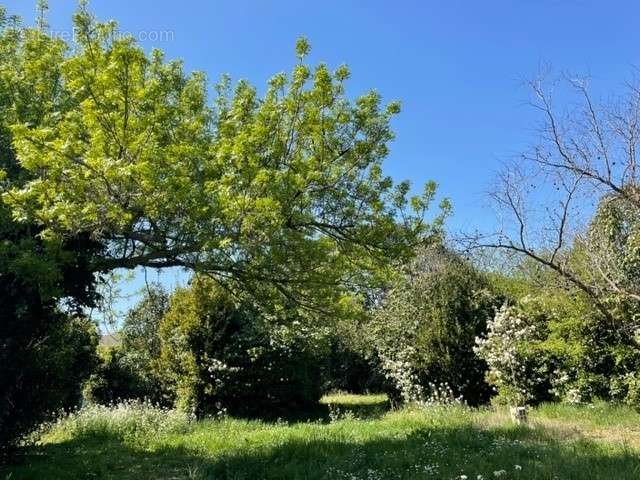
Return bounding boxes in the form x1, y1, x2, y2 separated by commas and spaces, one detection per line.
0, 203, 102, 456
371, 246, 499, 406
84, 286, 171, 406
0, 12, 104, 455
158, 278, 324, 417
0, 272, 98, 454
83, 346, 153, 405
323, 333, 387, 394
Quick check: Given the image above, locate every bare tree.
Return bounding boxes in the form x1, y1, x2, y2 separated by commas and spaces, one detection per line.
469, 73, 640, 322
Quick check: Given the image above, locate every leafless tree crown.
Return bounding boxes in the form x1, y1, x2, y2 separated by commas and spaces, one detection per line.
470, 73, 640, 321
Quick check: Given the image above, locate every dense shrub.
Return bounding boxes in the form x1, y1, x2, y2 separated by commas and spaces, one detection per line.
552, 301, 640, 406
84, 286, 171, 406
158, 278, 325, 417
0, 272, 98, 453
83, 346, 154, 405
617, 373, 640, 410
478, 275, 640, 407
320, 309, 388, 394
371, 246, 499, 406
0, 207, 102, 455
120, 285, 169, 404
323, 336, 387, 394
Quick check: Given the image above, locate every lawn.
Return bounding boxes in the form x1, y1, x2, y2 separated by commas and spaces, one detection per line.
2, 395, 639, 480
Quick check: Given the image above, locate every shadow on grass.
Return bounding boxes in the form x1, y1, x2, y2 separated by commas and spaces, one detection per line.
2, 421, 639, 480
320, 396, 391, 421
239, 396, 391, 424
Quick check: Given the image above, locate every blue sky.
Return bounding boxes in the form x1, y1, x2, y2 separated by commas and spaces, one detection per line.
5, 0, 640, 319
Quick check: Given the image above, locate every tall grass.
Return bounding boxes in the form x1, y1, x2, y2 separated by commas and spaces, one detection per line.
40, 400, 192, 445
533, 400, 640, 429
3, 396, 640, 479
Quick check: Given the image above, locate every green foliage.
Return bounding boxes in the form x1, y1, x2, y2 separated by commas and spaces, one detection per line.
371, 246, 498, 405
84, 286, 174, 406
319, 302, 388, 394
0, 3, 444, 446
40, 401, 190, 447
119, 284, 169, 404
83, 345, 163, 407
0, 222, 99, 452
578, 192, 640, 304
620, 373, 640, 410
0, 12, 102, 454
3, 4, 446, 311
484, 269, 640, 407
577, 195, 640, 394
158, 278, 325, 417
323, 335, 387, 394
0, 273, 98, 453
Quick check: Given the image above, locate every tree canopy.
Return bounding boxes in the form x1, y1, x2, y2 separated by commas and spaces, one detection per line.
1, 5, 446, 310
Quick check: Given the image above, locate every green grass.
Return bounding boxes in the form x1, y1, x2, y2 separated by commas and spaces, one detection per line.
533, 400, 640, 429
2, 395, 640, 480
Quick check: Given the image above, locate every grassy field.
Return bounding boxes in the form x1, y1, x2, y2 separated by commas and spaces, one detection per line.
2, 395, 639, 480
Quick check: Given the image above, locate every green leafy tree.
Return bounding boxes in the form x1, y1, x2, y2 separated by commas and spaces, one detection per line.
3, 4, 446, 310
0, 6, 102, 454
120, 284, 169, 397
0, 0, 444, 448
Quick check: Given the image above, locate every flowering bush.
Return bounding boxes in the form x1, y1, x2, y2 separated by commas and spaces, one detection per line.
474, 301, 551, 405
372, 246, 498, 406
610, 372, 640, 410
40, 400, 190, 445
378, 348, 425, 403
479, 278, 640, 407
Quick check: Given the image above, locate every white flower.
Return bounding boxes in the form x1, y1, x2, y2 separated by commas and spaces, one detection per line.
514, 464, 522, 471
493, 471, 507, 478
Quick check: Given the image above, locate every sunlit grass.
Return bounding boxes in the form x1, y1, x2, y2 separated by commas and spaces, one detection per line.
533, 400, 640, 428
321, 392, 389, 406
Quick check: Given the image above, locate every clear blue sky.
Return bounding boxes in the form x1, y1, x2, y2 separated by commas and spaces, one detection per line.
5, 0, 640, 319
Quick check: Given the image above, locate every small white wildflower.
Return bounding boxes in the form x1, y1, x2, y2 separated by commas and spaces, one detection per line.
493, 471, 507, 478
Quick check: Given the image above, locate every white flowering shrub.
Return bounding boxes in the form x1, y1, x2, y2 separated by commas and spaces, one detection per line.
378, 348, 425, 403
371, 246, 498, 406
474, 301, 550, 405
609, 371, 640, 410
549, 369, 582, 404
40, 400, 191, 445
377, 349, 464, 406
548, 367, 605, 405
623, 373, 640, 410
